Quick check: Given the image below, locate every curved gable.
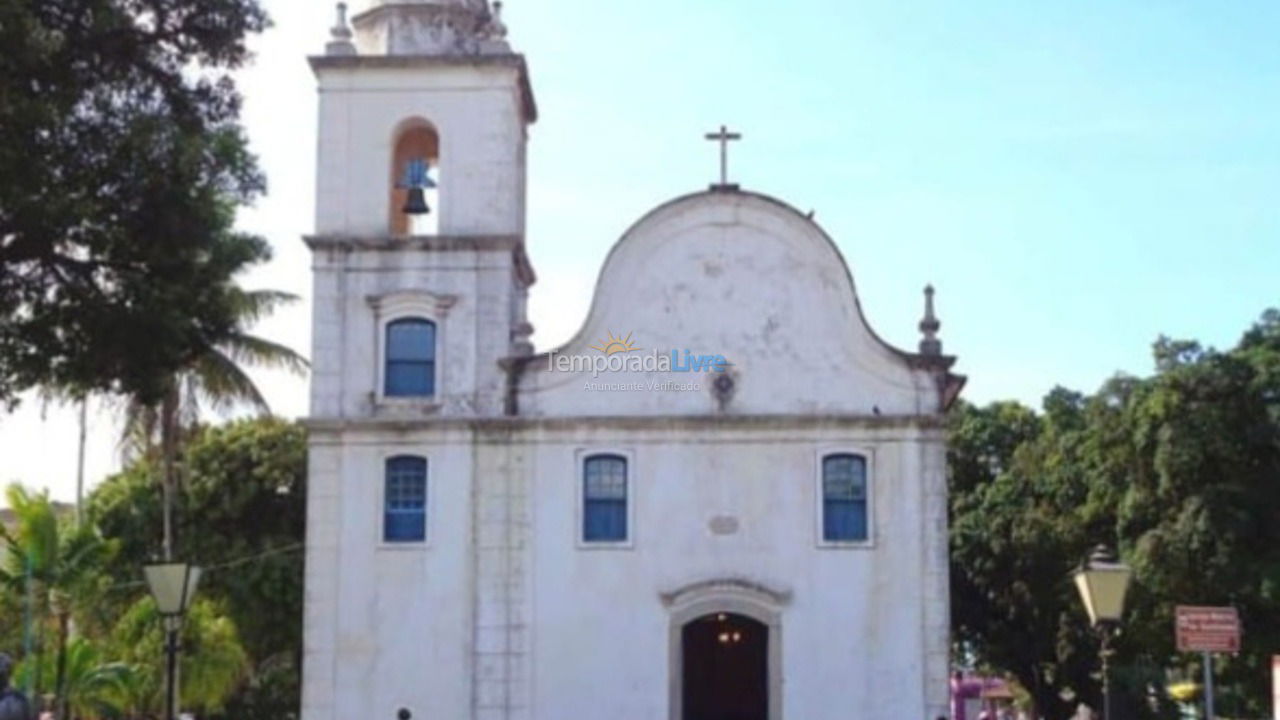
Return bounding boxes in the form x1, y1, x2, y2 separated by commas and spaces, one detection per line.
515, 190, 954, 417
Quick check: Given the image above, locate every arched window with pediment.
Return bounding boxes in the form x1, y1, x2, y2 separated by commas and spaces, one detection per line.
390, 118, 440, 236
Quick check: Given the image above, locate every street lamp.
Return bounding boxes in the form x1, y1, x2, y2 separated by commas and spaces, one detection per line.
144, 563, 202, 720
1073, 545, 1133, 720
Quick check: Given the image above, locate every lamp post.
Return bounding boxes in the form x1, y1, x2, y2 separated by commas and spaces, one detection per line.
1073, 545, 1133, 720
144, 563, 202, 720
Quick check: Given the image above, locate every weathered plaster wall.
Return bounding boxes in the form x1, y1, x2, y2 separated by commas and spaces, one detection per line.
313, 62, 528, 237
308, 241, 523, 419
303, 418, 951, 720
304, 428, 479, 720
304, 47, 954, 720
518, 192, 939, 417
523, 421, 945, 720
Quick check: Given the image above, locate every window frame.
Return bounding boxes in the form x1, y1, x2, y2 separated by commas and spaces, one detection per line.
384, 317, 438, 398
378, 452, 432, 549
367, 291, 457, 410
575, 448, 636, 549
814, 447, 875, 549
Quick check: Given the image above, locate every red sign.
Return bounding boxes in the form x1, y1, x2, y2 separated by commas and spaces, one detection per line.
1176, 606, 1241, 653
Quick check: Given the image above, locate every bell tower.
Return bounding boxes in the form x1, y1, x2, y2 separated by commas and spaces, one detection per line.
306, 0, 537, 420
312, 0, 535, 237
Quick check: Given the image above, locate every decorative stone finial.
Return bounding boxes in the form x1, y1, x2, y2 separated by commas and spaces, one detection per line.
351, 0, 512, 56
332, 2, 351, 36
326, 2, 357, 56
475, 0, 512, 53
918, 284, 942, 356
486, 2, 509, 39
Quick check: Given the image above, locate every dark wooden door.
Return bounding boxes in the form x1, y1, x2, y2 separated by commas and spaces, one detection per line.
682, 613, 767, 720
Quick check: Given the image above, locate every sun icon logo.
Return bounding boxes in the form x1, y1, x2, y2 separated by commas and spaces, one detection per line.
590, 331, 640, 355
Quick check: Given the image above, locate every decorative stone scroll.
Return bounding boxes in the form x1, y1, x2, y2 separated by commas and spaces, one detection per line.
352, 1, 512, 56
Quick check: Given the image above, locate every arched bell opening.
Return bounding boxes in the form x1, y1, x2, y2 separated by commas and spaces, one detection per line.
389, 118, 440, 236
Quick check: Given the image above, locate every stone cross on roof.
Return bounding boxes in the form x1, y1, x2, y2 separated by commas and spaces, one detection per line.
705, 124, 742, 191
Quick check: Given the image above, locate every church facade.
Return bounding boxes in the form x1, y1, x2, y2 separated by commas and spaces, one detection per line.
302, 3, 965, 720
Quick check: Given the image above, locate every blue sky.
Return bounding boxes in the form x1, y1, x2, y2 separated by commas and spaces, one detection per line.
514, 0, 1280, 405
2, 0, 1278, 501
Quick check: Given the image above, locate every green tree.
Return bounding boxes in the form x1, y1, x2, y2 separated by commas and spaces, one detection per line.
107, 596, 250, 717
0, 484, 115, 717
14, 638, 133, 720
0, 0, 288, 631
0, 0, 273, 408
948, 397, 1098, 720
949, 308, 1280, 720
0, 582, 22, 660
91, 417, 307, 719
1114, 317, 1280, 718
119, 287, 307, 560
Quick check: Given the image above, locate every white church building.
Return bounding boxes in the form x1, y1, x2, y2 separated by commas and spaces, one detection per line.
301, 2, 966, 720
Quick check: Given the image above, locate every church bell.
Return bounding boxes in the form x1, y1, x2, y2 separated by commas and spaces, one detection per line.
402, 187, 430, 215
398, 157, 436, 215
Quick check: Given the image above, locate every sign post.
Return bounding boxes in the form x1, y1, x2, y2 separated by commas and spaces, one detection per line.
1203, 652, 1215, 720
1271, 656, 1280, 720
1176, 606, 1241, 720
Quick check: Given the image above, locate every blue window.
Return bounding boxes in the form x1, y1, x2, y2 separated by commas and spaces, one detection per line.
583, 454, 628, 542
822, 454, 868, 542
384, 455, 427, 542
385, 318, 436, 397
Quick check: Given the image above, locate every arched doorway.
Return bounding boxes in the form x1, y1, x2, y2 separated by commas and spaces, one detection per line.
664, 579, 786, 720
681, 612, 768, 720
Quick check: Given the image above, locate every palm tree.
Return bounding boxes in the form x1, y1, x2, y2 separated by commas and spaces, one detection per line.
0, 484, 54, 701
15, 638, 133, 720
108, 595, 251, 718
0, 484, 115, 718
121, 287, 308, 561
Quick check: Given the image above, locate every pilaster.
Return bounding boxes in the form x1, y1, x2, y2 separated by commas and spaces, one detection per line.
921, 433, 952, 720
301, 443, 344, 720
470, 429, 533, 720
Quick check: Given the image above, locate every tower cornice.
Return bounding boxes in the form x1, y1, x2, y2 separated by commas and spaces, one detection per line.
303, 233, 537, 287
308, 52, 538, 123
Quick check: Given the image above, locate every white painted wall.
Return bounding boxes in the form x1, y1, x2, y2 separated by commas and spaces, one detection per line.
304, 420, 951, 720
303, 435, 477, 720
302, 193, 955, 720
518, 192, 940, 418
303, 20, 954, 720
526, 424, 946, 720
313, 62, 528, 237
308, 242, 523, 418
